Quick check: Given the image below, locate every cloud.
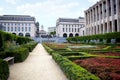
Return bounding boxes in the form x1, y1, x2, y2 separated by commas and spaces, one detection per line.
5, 0, 21, 4
87, 0, 100, 4
16, 0, 81, 18
0, 7, 4, 15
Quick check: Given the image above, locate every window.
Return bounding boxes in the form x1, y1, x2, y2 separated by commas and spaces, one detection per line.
75, 28, 76, 32
69, 28, 70, 32
11, 27, 13, 31
29, 27, 31, 31
29, 23, 31, 26
63, 28, 64, 32
15, 27, 17, 31
22, 27, 24, 31
25, 27, 27, 31
8, 27, 9, 31
78, 28, 79, 32
18, 27, 20, 31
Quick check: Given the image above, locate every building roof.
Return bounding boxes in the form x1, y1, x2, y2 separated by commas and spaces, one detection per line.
0, 15, 35, 21
58, 18, 79, 23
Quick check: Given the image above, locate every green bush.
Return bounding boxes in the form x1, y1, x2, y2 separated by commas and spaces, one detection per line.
42, 44, 53, 55
16, 37, 32, 45
21, 41, 38, 52
0, 32, 4, 51
0, 59, 9, 80
43, 44, 100, 80
0, 51, 6, 59
52, 53, 100, 80
67, 32, 120, 44
6, 47, 29, 62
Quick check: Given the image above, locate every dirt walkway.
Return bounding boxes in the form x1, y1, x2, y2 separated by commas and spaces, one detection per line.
8, 44, 68, 80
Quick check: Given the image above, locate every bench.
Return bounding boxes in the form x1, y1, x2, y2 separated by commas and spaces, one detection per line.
3, 57, 14, 65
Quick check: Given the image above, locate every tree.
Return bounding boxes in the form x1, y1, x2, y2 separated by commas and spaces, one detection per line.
50, 31, 56, 37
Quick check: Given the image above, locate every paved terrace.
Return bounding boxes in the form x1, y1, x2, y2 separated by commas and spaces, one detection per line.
8, 44, 68, 80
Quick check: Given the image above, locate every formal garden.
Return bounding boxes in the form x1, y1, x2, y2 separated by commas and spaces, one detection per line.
43, 32, 120, 80
0, 30, 38, 80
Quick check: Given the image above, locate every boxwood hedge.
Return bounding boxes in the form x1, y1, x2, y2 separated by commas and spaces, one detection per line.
52, 53, 100, 80
6, 47, 29, 62
0, 59, 9, 80
67, 32, 120, 44
43, 44, 100, 80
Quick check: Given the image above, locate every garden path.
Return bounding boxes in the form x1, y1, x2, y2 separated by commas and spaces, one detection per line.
8, 44, 68, 80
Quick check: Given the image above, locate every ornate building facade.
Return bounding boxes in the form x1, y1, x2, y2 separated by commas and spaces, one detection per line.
0, 15, 37, 37
85, 0, 120, 35
56, 17, 85, 38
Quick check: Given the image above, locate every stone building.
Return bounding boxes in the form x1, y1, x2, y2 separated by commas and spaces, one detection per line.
48, 27, 56, 34
85, 0, 120, 35
56, 17, 85, 38
0, 15, 37, 37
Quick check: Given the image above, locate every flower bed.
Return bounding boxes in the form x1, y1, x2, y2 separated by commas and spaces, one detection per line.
91, 52, 120, 56
74, 58, 120, 80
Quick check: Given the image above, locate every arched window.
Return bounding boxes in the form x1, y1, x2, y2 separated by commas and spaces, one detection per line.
69, 33, 73, 37
63, 33, 67, 38
19, 33, 23, 36
25, 33, 31, 37
12, 33, 16, 35
75, 33, 79, 37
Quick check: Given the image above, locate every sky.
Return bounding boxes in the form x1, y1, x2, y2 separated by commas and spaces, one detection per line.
0, 0, 99, 31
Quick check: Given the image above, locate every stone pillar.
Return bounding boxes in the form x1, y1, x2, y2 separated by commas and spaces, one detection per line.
89, 10, 91, 35
99, 4, 101, 34
106, 0, 110, 33
102, 1, 105, 34
116, 0, 120, 32
111, 0, 115, 32
95, 6, 98, 34
92, 8, 95, 35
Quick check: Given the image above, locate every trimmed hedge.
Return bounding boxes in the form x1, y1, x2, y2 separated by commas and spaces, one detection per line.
52, 53, 100, 80
21, 41, 38, 52
0, 51, 6, 59
0, 32, 4, 51
0, 59, 9, 80
67, 32, 120, 43
6, 47, 29, 62
42, 44, 53, 55
43, 44, 100, 80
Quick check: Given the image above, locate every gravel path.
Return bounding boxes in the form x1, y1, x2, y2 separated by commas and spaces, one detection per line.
8, 44, 68, 80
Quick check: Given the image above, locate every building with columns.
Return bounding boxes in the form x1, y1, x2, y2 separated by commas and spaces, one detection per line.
0, 15, 37, 37
56, 17, 85, 38
85, 0, 120, 35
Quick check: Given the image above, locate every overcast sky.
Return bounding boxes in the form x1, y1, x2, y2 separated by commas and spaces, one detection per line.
0, 0, 99, 31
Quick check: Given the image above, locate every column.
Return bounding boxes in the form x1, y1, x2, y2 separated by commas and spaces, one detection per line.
106, 0, 110, 33
102, 1, 105, 34
116, 0, 120, 32
92, 8, 95, 34
95, 6, 98, 34
111, 0, 115, 32
99, 4, 101, 34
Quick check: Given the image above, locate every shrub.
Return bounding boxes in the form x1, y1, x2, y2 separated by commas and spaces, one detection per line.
42, 44, 53, 55
67, 32, 120, 44
52, 53, 100, 80
6, 47, 29, 62
21, 41, 38, 52
0, 31, 4, 51
0, 51, 6, 59
0, 59, 9, 80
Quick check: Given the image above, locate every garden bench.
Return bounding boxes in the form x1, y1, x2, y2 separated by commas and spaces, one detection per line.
3, 57, 14, 65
